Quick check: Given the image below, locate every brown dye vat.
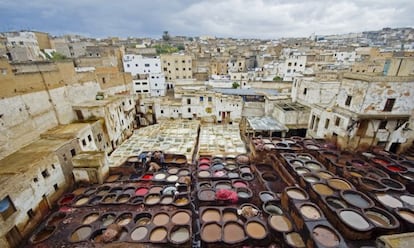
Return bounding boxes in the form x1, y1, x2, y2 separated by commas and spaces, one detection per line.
116, 213, 133, 226
106, 174, 120, 182
70, 226, 92, 242
47, 212, 66, 226
342, 190, 373, 209
317, 170, 334, 179
160, 195, 173, 204
135, 213, 152, 225
400, 195, 414, 205
91, 229, 106, 242
223, 222, 245, 244
74, 197, 89, 206
144, 194, 161, 205
149, 186, 163, 194
101, 214, 116, 226
364, 208, 398, 229
178, 169, 190, 176
327, 178, 352, 190
285, 232, 305, 248
224, 163, 237, 171
380, 178, 405, 191
152, 213, 170, 226
116, 194, 130, 203
96, 186, 111, 195
170, 226, 190, 244
72, 187, 86, 196
286, 188, 307, 200
246, 221, 266, 239
102, 194, 116, 203
131, 226, 148, 241
339, 209, 371, 230
174, 195, 189, 206
201, 223, 221, 242
83, 213, 100, 224
300, 204, 322, 220
222, 209, 238, 222
31, 226, 55, 243
202, 209, 221, 222
171, 211, 191, 225
376, 193, 403, 208
313, 183, 334, 196
397, 209, 414, 223
236, 154, 250, 164
269, 215, 292, 232
312, 225, 340, 247
149, 227, 168, 242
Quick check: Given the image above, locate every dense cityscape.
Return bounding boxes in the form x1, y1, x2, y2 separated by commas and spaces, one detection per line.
0, 25, 414, 248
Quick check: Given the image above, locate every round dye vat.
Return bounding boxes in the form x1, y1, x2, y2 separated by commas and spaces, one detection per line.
312, 226, 340, 247
240, 167, 251, 173
328, 178, 352, 190
303, 175, 320, 183
142, 174, 153, 180
285, 232, 305, 248
161, 196, 173, 204
171, 211, 191, 225
233, 181, 247, 188
145, 194, 161, 205
300, 204, 321, 220
116, 194, 130, 203
106, 174, 120, 182
149, 227, 167, 242
212, 163, 225, 171
198, 170, 211, 178
102, 194, 116, 203
178, 169, 190, 176
199, 158, 211, 164
286, 188, 307, 200
163, 186, 177, 195
75, 197, 89, 206
360, 178, 387, 191
260, 191, 276, 202
213, 170, 226, 177
400, 195, 414, 205
154, 173, 166, 180
306, 144, 320, 150
47, 212, 66, 226
397, 209, 414, 223
269, 215, 292, 232
72, 187, 86, 196
83, 213, 99, 225
131, 227, 148, 241
202, 209, 221, 222
342, 191, 373, 209
199, 189, 215, 201
70, 226, 91, 242
365, 209, 395, 228
116, 213, 132, 226
349, 171, 363, 178
313, 184, 334, 196
296, 167, 310, 175
317, 171, 334, 180
237, 188, 252, 199
223, 222, 245, 243
246, 221, 266, 239
297, 154, 312, 161
228, 172, 239, 178
170, 227, 190, 244
372, 158, 391, 166
380, 178, 405, 191
59, 194, 75, 205
305, 161, 323, 171
326, 197, 347, 209
215, 182, 232, 190
263, 202, 283, 215
135, 214, 151, 225
31, 226, 55, 243
222, 210, 238, 222
236, 154, 249, 164
101, 214, 116, 226
262, 172, 278, 181
339, 210, 371, 230
166, 175, 179, 182
290, 160, 304, 167
225, 163, 237, 171
376, 193, 403, 208
149, 186, 163, 194
152, 213, 170, 226
109, 187, 123, 194
123, 187, 135, 195
168, 167, 179, 174
199, 164, 210, 170
174, 196, 189, 206
201, 223, 221, 242
135, 187, 148, 196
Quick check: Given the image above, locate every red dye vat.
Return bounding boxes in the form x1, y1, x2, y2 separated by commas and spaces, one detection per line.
373, 158, 390, 166
135, 187, 149, 196
59, 194, 75, 205
199, 164, 210, 170
387, 165, 406, 172
233, 181, 247, 188
199, 158, 210, 164
142, 174, 153, 180
59, 206, 73, 212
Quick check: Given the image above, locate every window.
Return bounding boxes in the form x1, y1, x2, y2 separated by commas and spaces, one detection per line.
345, 95, 352, 106
310, 115, 315, 129
102, 77, 106, 84
379, 120, 387, 129
127, 64, 130, 68
288, 62, 292, 66
27, 209, 35, 218
135, 64, 138, 67
383, 98, 395, 112
176, 68, 179, 71
208, 97, 212, 102
161, 110, 164, 114
97, 134, 102, 142
145, 64, 150, 67
33, 177, 38, 183
135, 82, 140, 85
88, 135, 92, 142
54, 184, 59, 191
142, 82, 148, 85
82, 139, 86, 146
325, 119, 330, 129
51, 164, 55, 169
303, 88, 307, 95
70, 149, 76, 157
335, 117, 341, 126
0, 196, 16, 220
187, 99, 191, 104
200, 96, 204, 102
188, 108, 191, 113
42, 169, 50, 178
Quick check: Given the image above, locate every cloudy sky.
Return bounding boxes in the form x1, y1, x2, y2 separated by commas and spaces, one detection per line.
0, 0, 413, 39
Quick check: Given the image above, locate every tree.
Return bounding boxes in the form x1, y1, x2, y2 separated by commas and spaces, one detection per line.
232, 82, 240, 89
162, 31, 171, 42
273, 76, 282, 81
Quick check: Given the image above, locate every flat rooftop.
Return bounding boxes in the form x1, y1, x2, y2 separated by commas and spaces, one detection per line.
246, 116, 288, 132
212, 88, 279, 96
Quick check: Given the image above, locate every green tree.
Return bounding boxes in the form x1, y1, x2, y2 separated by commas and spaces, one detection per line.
162, 31, 171, 42
232, 82, 240, 89
273, 76, 282, 81
50, 52, 67, 61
